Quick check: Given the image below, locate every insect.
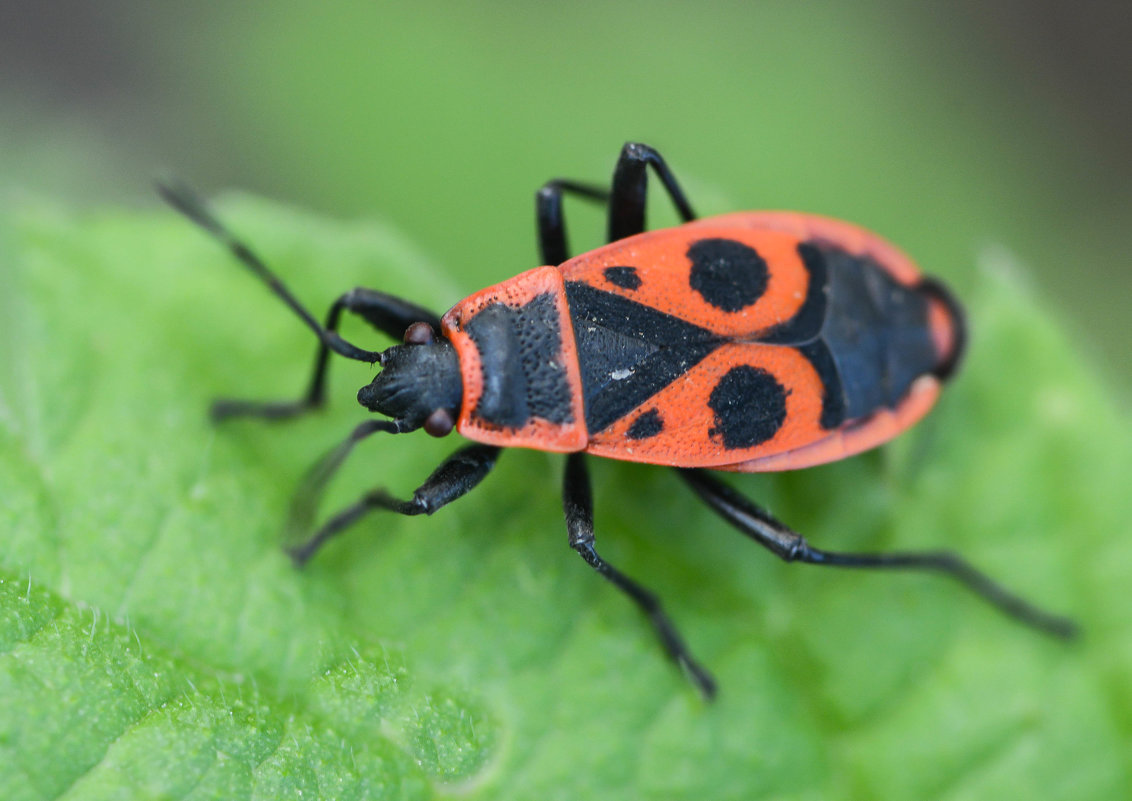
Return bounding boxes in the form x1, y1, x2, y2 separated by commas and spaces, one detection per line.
161, 143, 1076, 698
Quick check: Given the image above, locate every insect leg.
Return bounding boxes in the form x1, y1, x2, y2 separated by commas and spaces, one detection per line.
679, 469, 1078, 639
536, 143, 698, 261
158, 179, 442, 421
158, 179, 385, 364
607, 142, 697, 242
535, 179, 610, 265
564, 454, 717, 698
287, 442, 501, 566
211, 288, 442, 421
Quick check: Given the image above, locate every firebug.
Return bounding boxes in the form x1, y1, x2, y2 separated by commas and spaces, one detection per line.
160, 143, 1076, 697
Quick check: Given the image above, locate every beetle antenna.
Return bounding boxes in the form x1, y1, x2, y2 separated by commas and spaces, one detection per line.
157, 177, 384, 365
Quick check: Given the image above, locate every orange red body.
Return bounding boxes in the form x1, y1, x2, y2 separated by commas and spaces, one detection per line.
441, 211, 964, 470
163, 143, 1077, 702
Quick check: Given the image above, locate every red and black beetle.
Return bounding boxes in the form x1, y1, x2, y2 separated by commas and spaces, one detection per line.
161, 143, 1075, 697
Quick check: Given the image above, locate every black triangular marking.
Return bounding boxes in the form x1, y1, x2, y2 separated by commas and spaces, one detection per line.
566, 281, 723, 433
584, 340, 720, 433
565, 281, 715, 346
572, 323, 659, 408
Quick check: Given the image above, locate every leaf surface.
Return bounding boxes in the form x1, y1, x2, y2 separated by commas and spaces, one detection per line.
1, 202, 1127, 799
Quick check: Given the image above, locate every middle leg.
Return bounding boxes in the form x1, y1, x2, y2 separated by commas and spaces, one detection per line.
535, 142, 699, 264
563, 453, 717, 698
607, 142, 697, 242
288, 441, 502, 566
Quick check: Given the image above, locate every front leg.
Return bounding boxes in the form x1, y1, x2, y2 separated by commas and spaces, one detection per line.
536, 179, 609, 265
563, 453, 717, 698
288, 442, 502, 565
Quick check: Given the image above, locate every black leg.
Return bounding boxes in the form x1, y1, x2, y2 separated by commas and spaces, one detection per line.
158, 179, 389, 364
607, 142, 697, 242
158, 179, 442, 421
285, 418, 403, 540
535, 142, 698, 264
536, 179, 610, 265
212, 288, 442, 421
287, 442, 501, 566
679, 469, 1078, 639
564, 454, 717, 699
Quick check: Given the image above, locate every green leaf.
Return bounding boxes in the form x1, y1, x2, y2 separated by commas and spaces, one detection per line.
1, 200, 1128, 799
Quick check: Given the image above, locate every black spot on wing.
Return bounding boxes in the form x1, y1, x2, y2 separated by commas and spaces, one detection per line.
603, 266, 642, 290
465, 293, 573, 427
626, 408, 664, 440
687, 238, 769, 312
708, 366, 788, 449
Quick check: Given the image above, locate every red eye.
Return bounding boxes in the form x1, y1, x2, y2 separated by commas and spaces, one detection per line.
403, 321, 436, 345
423, 408, 454, 437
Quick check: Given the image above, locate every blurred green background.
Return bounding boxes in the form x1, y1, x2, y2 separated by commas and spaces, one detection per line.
2, 3, 1130, 799
2, 1, 1129, 390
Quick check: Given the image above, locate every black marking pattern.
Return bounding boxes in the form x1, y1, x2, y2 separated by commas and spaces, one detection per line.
797, 340, 845, 430
464, 293, 573, 428
687, 238, 769, 312
759, 242, 829, 345
603, 266, 642, 290
566, 281, 721, 434
563, 239, 937, 444
626, 409, 664, 440
918, 277, 966, 380
814, 244, 936, 421
708, 366, 788, 449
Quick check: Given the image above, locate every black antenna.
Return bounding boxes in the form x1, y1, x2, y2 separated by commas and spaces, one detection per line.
157, 178, 384, 364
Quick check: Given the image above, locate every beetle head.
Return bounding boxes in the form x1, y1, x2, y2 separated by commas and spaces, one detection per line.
356, 325, 463, 436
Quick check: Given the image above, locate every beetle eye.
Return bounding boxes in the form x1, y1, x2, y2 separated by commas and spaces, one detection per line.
403, 321, 436, 345
423, 408, 455, 437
